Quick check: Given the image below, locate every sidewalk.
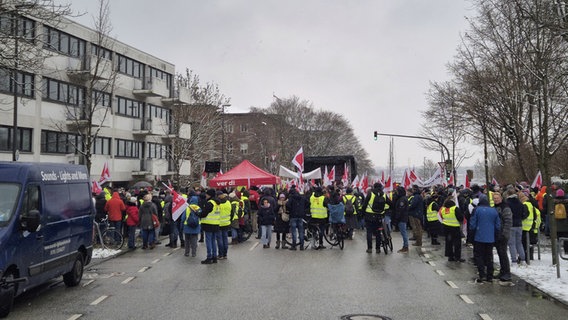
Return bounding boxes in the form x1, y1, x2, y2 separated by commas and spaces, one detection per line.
505, 241, 568, 305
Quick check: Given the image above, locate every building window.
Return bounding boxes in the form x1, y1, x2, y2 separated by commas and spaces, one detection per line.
92, 136, 111, 155
42, 77, 85, 106
0, 68, 34, 97
148, 104, 170, 122
116, 139, 141, 158
240, 123, 248, 133
41, 130, 79, 154
43, 25, 85, 57
92, 90, 111, 107
117, 54, 143, 78
116, 96, 142, 118
225, 124, 233, 134
227, 142, 233, 155
240, 143, 248, 155
91, 44, 112, 60
0, 14, 35, 40
0, 125, 32, 152
149, 67, 172, 89
148, 142, 168, 159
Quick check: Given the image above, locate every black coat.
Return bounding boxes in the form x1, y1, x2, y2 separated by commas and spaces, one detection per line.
257, 203, 276, 226
286, 191, 308, 219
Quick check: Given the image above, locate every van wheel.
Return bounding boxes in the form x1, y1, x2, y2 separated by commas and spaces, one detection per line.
63, 254, 84, 287
0, 272, 16, 318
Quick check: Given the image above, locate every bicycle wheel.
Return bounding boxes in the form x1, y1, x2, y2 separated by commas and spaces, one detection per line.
102, 229, 124, 250
240, 221, 253, 242
324, 225, 340, 247
381, 230, 389, 254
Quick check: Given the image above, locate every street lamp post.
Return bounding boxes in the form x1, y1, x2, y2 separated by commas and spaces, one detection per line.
12, 35, 19, 162
220, 104, 230, 171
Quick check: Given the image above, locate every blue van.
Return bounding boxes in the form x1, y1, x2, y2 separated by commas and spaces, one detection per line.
0, 162, 94, 317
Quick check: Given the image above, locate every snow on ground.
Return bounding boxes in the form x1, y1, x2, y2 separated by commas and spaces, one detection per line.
92, 248, 121, 259
507, 247, 568, 304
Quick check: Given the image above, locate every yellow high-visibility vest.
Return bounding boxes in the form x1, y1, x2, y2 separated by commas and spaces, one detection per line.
201, 199, 220, 226
310, 194, 327, 219
426, 201, 439, 222
441, 206, 459, 227
522, 201, 535, 232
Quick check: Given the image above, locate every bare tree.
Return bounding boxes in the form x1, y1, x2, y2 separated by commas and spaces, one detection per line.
168, 68, 229, 185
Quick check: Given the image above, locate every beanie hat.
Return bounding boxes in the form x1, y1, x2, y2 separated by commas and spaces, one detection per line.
206, 189, 216, 198
557, 189, 565, 198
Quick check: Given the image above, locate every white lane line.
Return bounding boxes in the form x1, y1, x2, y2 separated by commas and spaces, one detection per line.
423, 253, 431, 259
428, 261, 436, 267
67, 314, 83, 320
82, 280, 94, 287
138, 267, 149, 273
249, 242, 260, 251
459, 294, 474, 304
121, 276, 135, 284
479, 314, 493, 320
152, 258, 161, 264
436, 270, 445, 276
90, 295, 108, 305
163, 252, 172, 256
446, 280, 458, 289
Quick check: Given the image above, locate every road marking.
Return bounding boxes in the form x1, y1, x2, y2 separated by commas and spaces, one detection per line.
423, 253, 431, 259
436, 270, 445, 276
82, 280, 94, 287
67, 314, 82, 320
121, 277, 135, 284
479, 314, 493, 320
428, 261, 436, 267
152, 258, 161, 264
138, 267, 150, 273
249, 242, 260, 251
163, 252, 172, 256
446, 280, 458, 288
90, 295, 108, 305
459, 294, 474, 304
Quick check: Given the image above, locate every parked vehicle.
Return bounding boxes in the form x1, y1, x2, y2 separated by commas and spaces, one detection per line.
0, 162, 94, 318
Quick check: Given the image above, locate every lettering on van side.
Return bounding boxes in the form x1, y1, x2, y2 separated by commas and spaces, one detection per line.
44, 238, 71, 256
40, 170, 89, 183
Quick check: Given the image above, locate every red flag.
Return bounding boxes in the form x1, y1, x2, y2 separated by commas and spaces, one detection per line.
99, 162, 111, 184
402, 169, 411, 189
291, 147, 304, 172
327, 165, 336, 185
465, 173, 470, 188
341, 163, 349, 186
92, 180, 102, 195
200, 171, 208, 188
381, 171, 385, 184
360, 173, 369, 191
384, 176, 392, 193
491, 177, 499, 187
162, 183, 188, 221
530, 171, 542, 189
448, 172, 454, 186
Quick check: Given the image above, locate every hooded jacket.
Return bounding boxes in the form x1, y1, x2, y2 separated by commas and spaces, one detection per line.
104, 192, 126, 222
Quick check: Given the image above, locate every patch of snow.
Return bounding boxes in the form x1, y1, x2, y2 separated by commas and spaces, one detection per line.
92, 248, 121, 259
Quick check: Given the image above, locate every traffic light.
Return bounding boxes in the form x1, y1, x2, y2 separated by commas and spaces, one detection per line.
445, 159, 452, 181
373, 131, 378, 141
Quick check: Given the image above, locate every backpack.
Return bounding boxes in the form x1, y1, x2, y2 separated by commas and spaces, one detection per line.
344, 196, 355, 216
371, 192, 386, 213
187, 207, 200, 228
555, 203, 567, 220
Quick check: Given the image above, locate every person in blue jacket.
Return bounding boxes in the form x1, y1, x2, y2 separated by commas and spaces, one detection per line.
470, 197, 501, 283
181, 197, 202, 257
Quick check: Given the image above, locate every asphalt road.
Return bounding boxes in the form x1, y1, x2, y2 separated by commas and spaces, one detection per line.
8, 230, 568, 320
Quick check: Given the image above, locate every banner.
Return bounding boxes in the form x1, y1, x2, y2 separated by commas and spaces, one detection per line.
162, 183, 188, 221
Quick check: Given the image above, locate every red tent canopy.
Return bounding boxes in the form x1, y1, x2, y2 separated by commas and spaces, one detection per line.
208, 160, 281, 188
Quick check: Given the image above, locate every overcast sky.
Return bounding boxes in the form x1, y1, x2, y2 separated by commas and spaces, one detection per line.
65, 0, 475, 171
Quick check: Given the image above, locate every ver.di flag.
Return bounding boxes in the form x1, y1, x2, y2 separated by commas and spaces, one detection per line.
531, 170, 543, 189
162, 183, 188, 221
99, 161, 111, 184
291, 147, 304, 172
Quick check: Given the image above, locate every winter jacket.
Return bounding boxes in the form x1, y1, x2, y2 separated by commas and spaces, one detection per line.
507, 195, 527, 228
125, 204, 139, 227
470, 200, 500, 243
407, 191, 424, 218
139, 201, 157, 230
104, 192, 126, 222
495, 201, 512, 242
95, 193, 107, 222
274, 199, 290, 233
181, 204, 201, 235
257, 202, 276, 226
286, 190, 309, 219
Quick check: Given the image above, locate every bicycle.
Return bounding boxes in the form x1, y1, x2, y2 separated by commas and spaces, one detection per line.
237, 214, 253, 242
324, 223, 348, 250
93, 217, 124, 250
284, 217, 317, 249
377, 218, 393, 254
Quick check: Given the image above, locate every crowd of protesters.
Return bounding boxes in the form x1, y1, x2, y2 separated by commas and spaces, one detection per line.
93, 179, 568, 283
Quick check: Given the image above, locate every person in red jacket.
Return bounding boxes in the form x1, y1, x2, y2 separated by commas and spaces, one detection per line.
125, 197, 140, 250
104, 191, 126, 240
